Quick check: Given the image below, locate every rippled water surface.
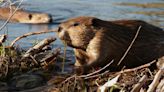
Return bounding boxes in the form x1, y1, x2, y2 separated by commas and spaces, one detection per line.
0, 0, 163, 51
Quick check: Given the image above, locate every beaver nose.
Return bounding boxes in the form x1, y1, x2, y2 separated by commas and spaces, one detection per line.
57, 26, 63, 33
48, 15, 53, 23
49, 18, 53, 23
57, 26, 66, 40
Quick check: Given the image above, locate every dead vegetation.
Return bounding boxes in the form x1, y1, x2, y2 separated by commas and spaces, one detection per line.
0, 28, 163, 92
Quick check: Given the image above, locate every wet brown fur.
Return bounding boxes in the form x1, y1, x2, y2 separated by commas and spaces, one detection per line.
0, 7, 52, 23
57, 16, 164, 74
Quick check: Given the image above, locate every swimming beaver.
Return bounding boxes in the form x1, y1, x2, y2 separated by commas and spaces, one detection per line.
57, 16, 164, 74
0, 7, 52, 24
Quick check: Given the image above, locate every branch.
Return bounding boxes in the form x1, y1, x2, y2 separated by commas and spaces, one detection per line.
147, 68, 164, 92
61, 60, 114, 84
22, 37, 56, 59
10, 29, 57, 47
117, 60, 156, 74
82, 59, 156, 80
79, 60, 114, 78
117, 26, 142, 65
131, 74, 148, 92
156, 78, 164, 92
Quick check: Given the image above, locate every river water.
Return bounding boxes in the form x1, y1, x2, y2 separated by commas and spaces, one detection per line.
0, 0, 163, 62
0, 1, 163, 90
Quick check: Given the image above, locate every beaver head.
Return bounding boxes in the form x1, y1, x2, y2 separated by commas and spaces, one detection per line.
16, 12, 52, 24
0, 7, 52, 24
57, 16, 101, 50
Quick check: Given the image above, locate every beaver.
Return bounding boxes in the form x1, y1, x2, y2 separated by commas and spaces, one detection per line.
0, 7, 52, 24
57, 16, 164, 74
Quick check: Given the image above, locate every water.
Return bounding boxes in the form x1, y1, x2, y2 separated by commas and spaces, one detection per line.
0, 1, 163, 90
0, 0, 163, 59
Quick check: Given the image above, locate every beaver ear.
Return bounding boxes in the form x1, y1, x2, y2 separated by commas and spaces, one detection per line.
28, 14, 32, 20
91, 18, 101, 27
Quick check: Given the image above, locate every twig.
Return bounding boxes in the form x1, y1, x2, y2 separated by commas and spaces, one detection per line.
40, 48, 61, 63
117, 26, 142, 65
82, 59, 156, 79
22, 37, 56, 59
156, 78, 164, 92
40, 48, 60, 68
73, 75, 77, 91
117, 59, 156, 74
131, 74, 148, 92
30, 55, 39, 65
61, 61, 114, 84
10, 29, 57, 47
61, 60, 114, 84
61, 74, 76, 84
84, 71, 109, 79
147, 68, 164, 92
42, 57, 56, 69
62, 41, 67, 73
147, 68, 154, 78
84, 59, 156, 80
79, 60, 114, 78
0, 0, 24, 31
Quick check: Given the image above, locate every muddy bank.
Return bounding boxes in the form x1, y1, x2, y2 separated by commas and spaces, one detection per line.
0, 32, 73, 91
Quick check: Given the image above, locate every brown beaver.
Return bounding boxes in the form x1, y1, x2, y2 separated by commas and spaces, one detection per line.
0, 7, 52, 24
57, 16, 164, 74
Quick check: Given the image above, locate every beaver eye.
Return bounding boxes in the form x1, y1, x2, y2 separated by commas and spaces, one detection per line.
28, 14, 32, 20
57, 26, 62, 32
73, 22, 80, 26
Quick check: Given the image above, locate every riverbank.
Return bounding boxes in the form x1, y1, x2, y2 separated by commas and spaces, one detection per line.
0, 29, 163, 92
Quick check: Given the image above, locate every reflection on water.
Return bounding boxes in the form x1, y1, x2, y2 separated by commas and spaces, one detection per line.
130, 11, 164, 16
116, 2, 164, 28
116, 2, 164, 8
0, 0, 163, 48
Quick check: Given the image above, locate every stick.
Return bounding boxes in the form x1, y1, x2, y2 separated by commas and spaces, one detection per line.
10, 29, 57, 47
41, 48, 60, 63
79, 60, 114, 78
83, 59, 156, 79
117, 59, 156, 74
117, 26, 142, 65
22, 37, 56, 59
156, 78, 164, 92
30, 55, 39, 65
61, 60, 114, 84
131, 74, 148, 92
85, 59, 155, 79
147, 68, 164, 92
84, 71, 109, 79
61, 74, 76, 84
